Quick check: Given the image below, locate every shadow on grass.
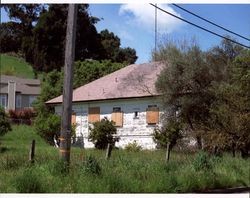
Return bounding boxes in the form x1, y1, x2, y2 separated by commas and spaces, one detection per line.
0, 146, 18, 153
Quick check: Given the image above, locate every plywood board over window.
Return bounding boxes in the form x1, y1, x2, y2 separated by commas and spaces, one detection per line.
88, 107, 100, 123
112, 108, 123, 127
146, 106, 159, 125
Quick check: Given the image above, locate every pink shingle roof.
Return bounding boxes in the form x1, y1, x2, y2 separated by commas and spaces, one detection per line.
46, 62, 164, 104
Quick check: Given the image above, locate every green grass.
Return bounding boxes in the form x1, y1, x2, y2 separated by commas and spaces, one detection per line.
0, 54, 35, 79
0, 125, 249, 193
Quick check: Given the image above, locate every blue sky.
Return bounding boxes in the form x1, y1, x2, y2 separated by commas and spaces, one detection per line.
1, 4, 250, 63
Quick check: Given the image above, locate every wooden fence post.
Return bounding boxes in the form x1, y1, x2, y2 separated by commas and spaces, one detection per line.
106, 143, 112, 160
166, 142, 170, 163
29, 139, 35, 164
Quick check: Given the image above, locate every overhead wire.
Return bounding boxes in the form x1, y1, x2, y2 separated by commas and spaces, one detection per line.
172, 3, 250, 42
149, 3, 250, 49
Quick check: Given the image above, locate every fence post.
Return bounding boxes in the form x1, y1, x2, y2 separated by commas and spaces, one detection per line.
29, 139, 36, 164
166, 142, 170, 163
106, 143, 112, 160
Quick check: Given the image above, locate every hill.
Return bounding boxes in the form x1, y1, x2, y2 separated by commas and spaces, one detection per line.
0, 54, 35, 79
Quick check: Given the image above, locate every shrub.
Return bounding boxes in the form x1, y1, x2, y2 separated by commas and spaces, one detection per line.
34, 113, 61, 145
125, 141, 142, 152
153, 117, 183, 149
88, 117, 119, 149
81, 155, 101, 175
0, 107, 11, 137
8, 108, 36, 125
192, 151, 212, 171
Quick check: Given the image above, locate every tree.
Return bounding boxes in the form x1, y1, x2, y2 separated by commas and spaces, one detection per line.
0, 22, 22, 53
153, 117, 183, 161
33, 70, 63, 145
100, 29, 138, 64
88, 117, 119, 149
155, 40, 213, 149
204, 50, 250, 157
115, 47, 138, 64
73, 60, 125, 88
3, 4, 45, 63
32, 4, 103, 72
100, 29, 121, 60
154, 37, 249, 156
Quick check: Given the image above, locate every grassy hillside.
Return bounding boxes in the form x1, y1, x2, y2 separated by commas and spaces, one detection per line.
0, 54, 35, 79
0, 125, 249, 193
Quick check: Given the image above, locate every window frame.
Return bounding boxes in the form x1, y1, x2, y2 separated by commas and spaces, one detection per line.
88, 107, 100, 123
146, 105, 159, 125
28, 95, 37, 107
111, 107, 123, 127
0, 94, 7, 109
16, 94, 22, 108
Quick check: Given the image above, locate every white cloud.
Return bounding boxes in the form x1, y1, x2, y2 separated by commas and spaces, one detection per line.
118, 30, 134, 43
119, 4, 183, 34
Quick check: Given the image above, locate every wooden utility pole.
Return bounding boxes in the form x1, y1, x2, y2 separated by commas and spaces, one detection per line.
59, 4, 78, 167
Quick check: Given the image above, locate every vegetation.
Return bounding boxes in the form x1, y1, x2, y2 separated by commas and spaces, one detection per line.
0, 107, 11, 137
153, 117, 183, 149
0, 125, 249, 193
124, 141, 142, 152
73, 59, 125, 88
88, 118, 119, 149
33, 70, 63, 144
0, 54, 35, 78
1, 4, 137, 74
154, 37, 250, 156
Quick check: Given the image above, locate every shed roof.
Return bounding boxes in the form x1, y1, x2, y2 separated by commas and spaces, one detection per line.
46, 62, 164, 104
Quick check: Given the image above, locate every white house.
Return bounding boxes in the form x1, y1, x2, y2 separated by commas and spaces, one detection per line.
46, 62, 165, 149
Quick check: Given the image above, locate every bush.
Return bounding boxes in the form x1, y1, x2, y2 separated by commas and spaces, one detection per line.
81, 155, 101, 175
125, 141, 142, 152
34, 113, 61, 145
8, 108, 36, 125
153, 118, 182, 149
0, 107, 11, 137
88, 117, 119, 149
192, 151, 212, 171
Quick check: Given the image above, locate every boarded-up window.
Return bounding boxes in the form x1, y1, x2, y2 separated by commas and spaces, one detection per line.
88, 107, 100, 123
146, 106, 159, 125
111, 107, 123, 127
71, 113, 76, 125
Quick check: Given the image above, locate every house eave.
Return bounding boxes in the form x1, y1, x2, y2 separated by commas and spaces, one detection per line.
46, 94, 162, 106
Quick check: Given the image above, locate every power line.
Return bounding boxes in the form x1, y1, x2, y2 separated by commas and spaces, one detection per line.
149, 3, 250, 49
155, 3, 157, 54
172, 3, 250, 42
